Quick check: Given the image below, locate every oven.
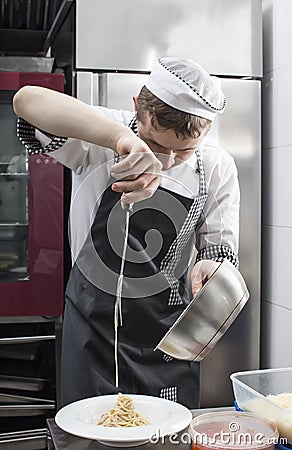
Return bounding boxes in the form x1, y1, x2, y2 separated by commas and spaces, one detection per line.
0, 72, 64, 317
0, 72, 65, 448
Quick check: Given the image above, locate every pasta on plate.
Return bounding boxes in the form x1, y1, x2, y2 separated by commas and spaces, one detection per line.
97, 393, 151, 428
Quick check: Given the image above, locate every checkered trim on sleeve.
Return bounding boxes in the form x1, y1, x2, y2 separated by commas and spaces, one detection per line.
196, 244, 239, 268
17, 117, 67, 155
160, 386, 177, 402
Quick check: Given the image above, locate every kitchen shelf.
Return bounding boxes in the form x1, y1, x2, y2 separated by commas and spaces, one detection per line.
0, 393, 55, 405
0, 173, 28, 176
0, 336, 56, 345
0, 223, 28, 226
0, 375, 50, 392
0, 428, 48, 450
0, 404, 55, 417
0, 224, 28, 242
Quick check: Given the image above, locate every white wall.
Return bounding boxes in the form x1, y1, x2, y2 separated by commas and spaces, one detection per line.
262, 0, 292, 367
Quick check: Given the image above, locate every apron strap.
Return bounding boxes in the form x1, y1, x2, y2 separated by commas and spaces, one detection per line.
195, 147, 207, 196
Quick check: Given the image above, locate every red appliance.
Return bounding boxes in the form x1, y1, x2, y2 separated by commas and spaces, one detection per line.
0, 72, 64, 316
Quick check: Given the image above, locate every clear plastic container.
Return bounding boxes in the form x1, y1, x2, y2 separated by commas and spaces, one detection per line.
188, 411, 278, 450
230, 367, 292, 445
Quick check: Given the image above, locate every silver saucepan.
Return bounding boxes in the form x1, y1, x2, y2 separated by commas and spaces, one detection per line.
155, 260, 250, 361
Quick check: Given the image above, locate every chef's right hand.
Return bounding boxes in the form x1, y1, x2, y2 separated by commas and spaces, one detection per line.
110, 134, 162, 204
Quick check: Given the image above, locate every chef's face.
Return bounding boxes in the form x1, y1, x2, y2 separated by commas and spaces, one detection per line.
135, 109, 205, 171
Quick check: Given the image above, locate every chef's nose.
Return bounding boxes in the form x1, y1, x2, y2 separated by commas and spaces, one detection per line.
164, 149, 176, 157
156, 151, 176, 169
160, 150, 176, 161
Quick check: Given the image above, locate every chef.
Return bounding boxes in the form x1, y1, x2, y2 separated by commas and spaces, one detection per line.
13, 57, 239, 409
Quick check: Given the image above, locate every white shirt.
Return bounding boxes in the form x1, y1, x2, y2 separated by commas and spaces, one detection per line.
36, 106, 240, 264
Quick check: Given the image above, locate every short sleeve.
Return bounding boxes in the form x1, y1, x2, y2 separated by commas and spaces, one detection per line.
195, 146, 240, 268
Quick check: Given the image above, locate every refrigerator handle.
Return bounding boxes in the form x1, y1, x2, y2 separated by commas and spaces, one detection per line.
76, 71, 100, 106
98, 73, 108, 107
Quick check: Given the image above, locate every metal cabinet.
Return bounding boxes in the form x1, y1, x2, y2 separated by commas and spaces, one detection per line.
0, 317, 62, 449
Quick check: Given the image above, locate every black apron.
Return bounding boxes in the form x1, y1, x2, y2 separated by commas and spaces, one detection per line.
61, 118, 208, 409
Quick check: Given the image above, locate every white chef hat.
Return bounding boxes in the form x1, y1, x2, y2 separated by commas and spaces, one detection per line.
145, 57, 226, 121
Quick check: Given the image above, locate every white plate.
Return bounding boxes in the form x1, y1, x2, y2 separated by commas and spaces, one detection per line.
55, 394, 192, 447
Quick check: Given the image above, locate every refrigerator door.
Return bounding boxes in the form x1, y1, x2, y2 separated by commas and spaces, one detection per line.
76, 0, 262, 77
107, 73, 149, 111
76, 72, 148, 110
200, 78, 261, 407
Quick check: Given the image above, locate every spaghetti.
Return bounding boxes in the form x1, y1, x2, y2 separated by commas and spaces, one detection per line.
97, 393, 151, 427
114, 203, 133, 389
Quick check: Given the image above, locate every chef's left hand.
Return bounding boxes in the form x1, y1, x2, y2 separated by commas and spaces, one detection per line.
190, 260, 221, 297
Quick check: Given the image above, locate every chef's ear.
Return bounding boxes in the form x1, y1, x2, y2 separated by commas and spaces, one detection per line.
133, 96, 138, 114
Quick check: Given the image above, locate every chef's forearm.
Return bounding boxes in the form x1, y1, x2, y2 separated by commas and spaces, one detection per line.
13, 86, 133, 151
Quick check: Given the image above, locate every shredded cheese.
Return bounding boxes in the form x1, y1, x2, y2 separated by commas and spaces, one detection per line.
243, 392, 292, 444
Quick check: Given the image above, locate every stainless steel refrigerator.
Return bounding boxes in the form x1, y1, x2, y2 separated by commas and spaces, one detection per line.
74, 0, 262, 407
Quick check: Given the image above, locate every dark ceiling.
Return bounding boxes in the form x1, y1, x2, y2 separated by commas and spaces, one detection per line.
0, 0, 73, 56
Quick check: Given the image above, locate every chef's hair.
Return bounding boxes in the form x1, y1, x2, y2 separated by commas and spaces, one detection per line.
136, 86, 211, 139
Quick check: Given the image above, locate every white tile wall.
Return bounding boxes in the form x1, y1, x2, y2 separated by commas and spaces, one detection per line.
262, 226, 292, 310
262, 0, 292, 368
273, 0, 292, 70
262, 146, 292, 226
261, 301, 292, 368
262, 64, 292, 150
263, 0, 292, 74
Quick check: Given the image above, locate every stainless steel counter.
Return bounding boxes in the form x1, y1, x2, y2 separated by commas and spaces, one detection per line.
47, 407, 234, 450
